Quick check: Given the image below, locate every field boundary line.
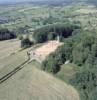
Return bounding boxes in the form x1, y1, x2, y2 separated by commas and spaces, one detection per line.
0, 60, 29, 84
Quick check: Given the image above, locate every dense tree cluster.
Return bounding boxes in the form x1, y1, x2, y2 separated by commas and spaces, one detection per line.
42, 17, 58, 25
0, 28, 16, 41
71, 64, 97, 100
66, 31, 97, 100
42, 41, 73, 74
33, 23, 80, 43
21, 37, 33, 49
42, 28, 97, 100
15, 25, 30, 35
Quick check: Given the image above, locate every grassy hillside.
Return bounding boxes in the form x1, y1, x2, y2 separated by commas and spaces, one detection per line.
0, 62, 79, 100
0, 39, 79, 100
56, 63, 79, 83
0, 39, 20, 60
1, 2, 97, 100
0, 39, 27, 78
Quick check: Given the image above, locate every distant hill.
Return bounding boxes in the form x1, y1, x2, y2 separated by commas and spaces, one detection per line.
0, 0, 75, 5
0, 0, 97, 6
0, 28, 16, 41
87, 0, 97, 5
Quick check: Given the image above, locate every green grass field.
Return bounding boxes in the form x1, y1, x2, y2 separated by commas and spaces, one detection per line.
0, 39, 21, 60
0, 39, 79, 100
0, 39, 27, 78
1, 2, 97, 100
56, 63, 79, 83
0, 62, 79, 100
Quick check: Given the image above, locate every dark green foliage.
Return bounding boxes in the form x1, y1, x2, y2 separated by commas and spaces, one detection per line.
69, 31, 97, 100
16, 25, 30, 35
0, 28, 16, 41
47, 32, 57, 40
33, 31, 48, 43
72, 43, 88, 66
42, 39, 73, 74
42, 53, 61, 74
91, 41, 97, 57
71, 65, 97, 100
43, 17, 58, 25
33, 23, 79, 43
39, 23, 97, 100
18, 35, 23, 40
21, 37, 33, 48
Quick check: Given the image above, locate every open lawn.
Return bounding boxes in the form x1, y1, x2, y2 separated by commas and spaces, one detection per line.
0, 62, 79, 100
0, 2, 97, 100
0, 40, 79, 100
0, 39, 28, 78
0, 39, 21, 60
56, 63, 79, 83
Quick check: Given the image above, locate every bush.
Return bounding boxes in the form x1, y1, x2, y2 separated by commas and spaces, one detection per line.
21, 37, 33, 48
33, 31, 48, 43
0, 28, 16, 41
47, 32, 57, 40
42, 39, 73, 74
70, 65, 97, 100
42, 53, 61, 74
18, 35, 23, 40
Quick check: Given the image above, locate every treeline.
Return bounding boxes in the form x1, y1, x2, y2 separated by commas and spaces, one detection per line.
70, 31, 97, 100
33, 23, 80, 43
42, 29, 97, 100
21, 36, 33, 49
42, 40, 72, 73
0, 28, 16, 41
15, 25, 30, 35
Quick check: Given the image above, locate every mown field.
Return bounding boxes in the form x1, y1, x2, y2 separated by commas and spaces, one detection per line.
0, 62, 79, 100
56, 63, 80, 84
1, 2, 97, 100
0, 39, 79, 100
0, 39, 20, 60
0, 39, 27, 78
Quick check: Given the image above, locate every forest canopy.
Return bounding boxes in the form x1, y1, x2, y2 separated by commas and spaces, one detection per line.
33, 23, 80, 43
42, 28, 97, 100
0, 28, 16, 41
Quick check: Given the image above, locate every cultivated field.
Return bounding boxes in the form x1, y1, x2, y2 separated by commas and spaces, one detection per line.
0, 39, 21, 60
0, 40, 79, 100
0, 39, 28, 78
0, 2, 97, 100
0, 62, 79, 100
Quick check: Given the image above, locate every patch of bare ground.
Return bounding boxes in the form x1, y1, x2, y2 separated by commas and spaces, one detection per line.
29, 40, 63, 61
